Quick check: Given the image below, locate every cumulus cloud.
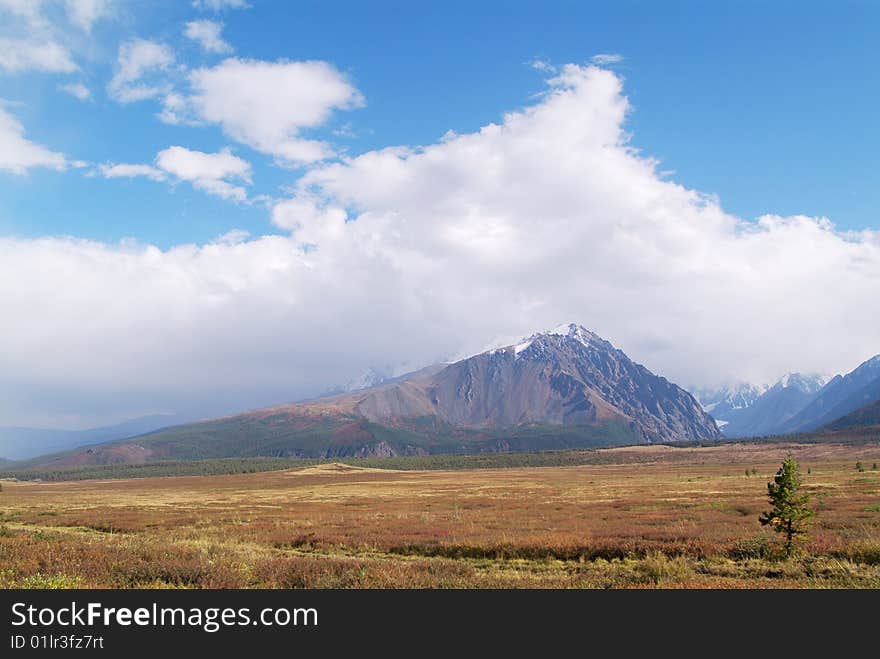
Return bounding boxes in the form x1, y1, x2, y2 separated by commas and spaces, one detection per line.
0, 0, 45, 22
271, 196, 347, 243
101, 146, 252, 201
65, 0, 111, 32
163, 58, 364, 164
108, 39, 174, 103
0, 106, 67, 173
58, 82, 91, 101
99, 162, 166, 181
0, 38, 77, 73
184, 19, 232, 54
529, 58, 556, 73
155, 145, 251, 201
0, 0, 113, 73
2, 64, 879, 427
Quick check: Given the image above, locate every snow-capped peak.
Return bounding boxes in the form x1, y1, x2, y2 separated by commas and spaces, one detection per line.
774, 372, 830, 394
324, 365, 405, 395
506, 323, 606, 360
469, 323, 605, 360
691, 381, 769, 413
548, 322, 580, 336
514, 339, 534, 355
544, 322, 602, 345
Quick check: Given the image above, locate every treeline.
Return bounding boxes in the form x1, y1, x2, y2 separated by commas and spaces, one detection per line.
2, 430, 876, 483
0, 449, 657, 482
352, 449, 645, 471
0, 457, 319, 482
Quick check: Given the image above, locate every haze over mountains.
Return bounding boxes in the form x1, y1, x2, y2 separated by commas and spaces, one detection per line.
0, 414, 191, 461
3, 323, 879, 469
826, 398, 880, 430
11, 324, 720, 467
781, 356, 880, 433
696, 355, 880, 438
692, 382, 769, 427
697, 374, 828, 438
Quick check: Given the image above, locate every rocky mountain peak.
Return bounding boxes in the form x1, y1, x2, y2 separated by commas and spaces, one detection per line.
508, 322, 608, 358
774, 372, 829, 394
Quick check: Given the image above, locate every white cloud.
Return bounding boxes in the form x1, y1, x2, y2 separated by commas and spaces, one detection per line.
0, 0, 46, 24
155, 145, 251, 201
0, 1, 114, 73
529, 58, 556, 73
0, 106, 67, 173
65, 0, 111, 31
0, 38, 77, 73
213, 228, 250, 245
165, 58, 363, 164
99, 162, 166, 181
58, 82, 92, 101
157, 92, 188, 125
100, 146, 251, 201
108, 39, 174, 103
271, 196, 347, 243
184, 19, 232, 54
2, 64, 879, 427
591, 53, 623, 66
192, 0, 249, 10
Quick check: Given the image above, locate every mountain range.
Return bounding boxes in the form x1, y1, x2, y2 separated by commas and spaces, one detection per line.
826, 398, 880, 430
4, 323, 879, 470
698, 373, 828, 438
779, 356, 880, 434
695, 356, 880, 438
0, 413, 191, 461
14, 324, 720, 468
691, 382, 769, 428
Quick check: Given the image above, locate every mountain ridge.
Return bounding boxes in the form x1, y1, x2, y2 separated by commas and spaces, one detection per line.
824, 398, 880, 430
0, 414, 192, 461
719, 372, 829, 438
16, 323, 720, 467
779, 355, 880, 434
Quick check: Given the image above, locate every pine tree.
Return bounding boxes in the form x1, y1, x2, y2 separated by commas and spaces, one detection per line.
759, 455, 814, 558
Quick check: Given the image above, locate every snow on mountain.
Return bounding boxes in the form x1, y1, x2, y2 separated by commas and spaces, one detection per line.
343, 367, 393, 392
779, 355, 880, 433
52, 322, 720, 466
718, 372, 833, 438
324, 365, 408, 395
693, 382, 769, 418
776, 372, 830, 393
693, 371, 830, 428
489, 322, 603, 359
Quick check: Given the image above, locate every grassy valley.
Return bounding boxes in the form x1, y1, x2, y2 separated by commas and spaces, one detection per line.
12, 416, 642, 472
1, 441, 879, 588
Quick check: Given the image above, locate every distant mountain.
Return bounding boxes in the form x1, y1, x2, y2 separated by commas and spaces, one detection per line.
24, 324, 719, 467
322, 367, 395, 396
824, 398, 880, 430
779, 355, 880, 434
693, 382, 769, 426
721, 373, 829, 438
0, 414, 191, 461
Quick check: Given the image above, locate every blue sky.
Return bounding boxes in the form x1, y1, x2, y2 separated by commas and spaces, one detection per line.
2, 1, 880, 429
3, 0, 879, 248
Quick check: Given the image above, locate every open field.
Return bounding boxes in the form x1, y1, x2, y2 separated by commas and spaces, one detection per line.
2, 442, 880, 588
4, 427, 878, 482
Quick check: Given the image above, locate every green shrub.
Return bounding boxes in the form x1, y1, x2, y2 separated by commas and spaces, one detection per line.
729, 536, 774, 560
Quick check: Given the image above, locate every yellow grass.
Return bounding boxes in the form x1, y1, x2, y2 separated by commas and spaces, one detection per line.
1, 442, 879, 588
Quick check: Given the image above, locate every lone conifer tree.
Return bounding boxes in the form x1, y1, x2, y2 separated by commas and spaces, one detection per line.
759, 455, 813, 557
